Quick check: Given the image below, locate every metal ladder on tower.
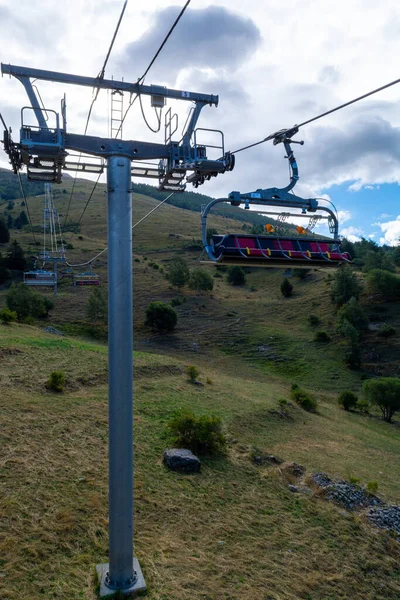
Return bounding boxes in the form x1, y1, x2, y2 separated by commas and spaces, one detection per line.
111, 90, 124, 139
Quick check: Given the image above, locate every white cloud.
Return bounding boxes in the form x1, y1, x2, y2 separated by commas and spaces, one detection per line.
379, 213, 392, 219
341, 225, 364, 242
375, 216, 400, 246
337, 210, 352, 224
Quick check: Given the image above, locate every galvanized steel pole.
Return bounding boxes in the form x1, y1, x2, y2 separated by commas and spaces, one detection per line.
107, 155, 134, 589
95, 156, 145, 596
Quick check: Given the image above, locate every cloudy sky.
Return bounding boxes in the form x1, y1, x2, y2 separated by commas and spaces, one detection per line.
1, 0, 400, 245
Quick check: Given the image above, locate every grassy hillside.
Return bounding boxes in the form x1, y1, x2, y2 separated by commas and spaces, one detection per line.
1, 172, 400, 599
1, 324, 400, 600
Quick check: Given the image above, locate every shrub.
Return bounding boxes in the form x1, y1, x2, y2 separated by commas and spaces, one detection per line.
213, 272, 222, 278
290, 384, 317, 412
366, 269, 400, 302
165, 257, 190, 288
0, 307, 17, 324
168, 410, 226, 455
339, 319, 361, 369
6, 240, 26, 271
314, 331, 330, 343
337, 297, 369, 332
6, 283, 54, 321
227, 266, 246, 286
338, 390, 358, 411
186, 365, 199, 382
293, 268, 310, 279
356, 399, 370, 414
66, 243, 74, 250
189, 268, 214, 292
47, 371, 65, 393
330, 264, 362, 307
363, 377, 400, 423
0, 217, 10, 243
206, 378, 213, 385
308, 314, 320, 326
377, 324, 396, 338
170, 297, 184, 307
349, 476, 360, 485
145, 301, 177, 332
280, 278, 293, 298
0, 265, 11, 284
367, 481, 379, 494
86, 287, 107, 325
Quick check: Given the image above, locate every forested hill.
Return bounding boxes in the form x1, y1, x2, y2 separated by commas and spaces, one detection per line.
0, 168, 273, 230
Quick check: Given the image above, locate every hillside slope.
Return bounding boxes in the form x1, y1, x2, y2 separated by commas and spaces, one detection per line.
0, 324, 400, 600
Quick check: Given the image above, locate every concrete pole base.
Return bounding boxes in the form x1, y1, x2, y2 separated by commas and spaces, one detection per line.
96, 558, 147, 598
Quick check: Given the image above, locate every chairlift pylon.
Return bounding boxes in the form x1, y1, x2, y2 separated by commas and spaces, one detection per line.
200, 128, 352, 269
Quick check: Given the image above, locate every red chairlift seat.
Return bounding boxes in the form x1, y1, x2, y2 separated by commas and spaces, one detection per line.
208, 234, 351, 268
23, 269, 57, 286
73, 272, 100, 286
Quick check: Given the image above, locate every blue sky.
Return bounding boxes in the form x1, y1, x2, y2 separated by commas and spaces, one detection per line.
323, 182, 400, 245
0, 1, 400, 246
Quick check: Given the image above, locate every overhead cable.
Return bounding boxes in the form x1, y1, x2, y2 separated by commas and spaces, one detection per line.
115, 0, 191, 138
65, 191, 175, 267
138, 0, 191, 84
231, 74, 400, 155
17, 172, 36, 245
64, 0, 128, 231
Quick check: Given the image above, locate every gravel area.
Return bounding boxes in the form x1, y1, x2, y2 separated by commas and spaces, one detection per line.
366, 506, 400, 535
310, 472, 382, 510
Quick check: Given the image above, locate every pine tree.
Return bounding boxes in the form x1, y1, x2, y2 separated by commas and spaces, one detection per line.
0, 218, 10, 243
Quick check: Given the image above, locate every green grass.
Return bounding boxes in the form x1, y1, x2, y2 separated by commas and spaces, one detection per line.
1, 324, 400, 600
1, 176, 400, 599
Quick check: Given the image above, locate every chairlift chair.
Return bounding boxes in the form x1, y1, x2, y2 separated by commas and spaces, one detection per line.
23, 269, 57, 286
73, 271, 100, 286
200, 127, 352, 269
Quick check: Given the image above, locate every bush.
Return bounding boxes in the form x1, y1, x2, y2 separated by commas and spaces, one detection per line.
0, 307, 17, 324
338, 390, 358, 411
189, 268, 214, 292
314, 331, 330, 343
290, 384, 317, 412
168, 410, 226, 455
227, 266, 246, 286
366, 269, 400, 302
47, 371, 65, 393
170, 297, 184, 307
363, 377, 400, 423
0, 265, 11, 284
377, 324, 396, 338
0, 217, 10, 243
66, 243, 74, 250
330, 265, 362, 307
293, 268, 310, 279
86, 287, 108, 325
367, 481, 379, 494
280, 278, 293, 298
338, 318, 361, 369
186, 365, 199, 382
337, 297, 369, 332
356, 399, 370, 414
145, 301, 177, 332
308, 314, 320, 326
165, 257, 190, 288
6, 283, 54, 321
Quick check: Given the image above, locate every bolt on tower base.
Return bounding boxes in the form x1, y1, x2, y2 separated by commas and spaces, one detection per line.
96, 559, 147, 598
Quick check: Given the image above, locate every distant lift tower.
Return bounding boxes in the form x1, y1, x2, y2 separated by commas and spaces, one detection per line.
23, 182, 65, 295
0, 63, 234, 597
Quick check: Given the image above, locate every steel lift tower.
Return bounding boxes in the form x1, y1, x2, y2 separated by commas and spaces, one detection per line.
1, 62, 233, 597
